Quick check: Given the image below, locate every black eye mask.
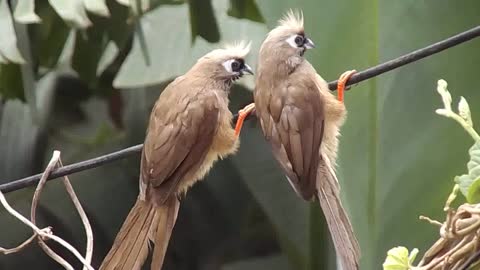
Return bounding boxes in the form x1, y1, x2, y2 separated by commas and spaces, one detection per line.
231, 59, 244, 72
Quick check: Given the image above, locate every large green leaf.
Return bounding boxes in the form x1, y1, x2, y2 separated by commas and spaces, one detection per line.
47, 0, 92, 28
0, 0, 25, 64
113, 0, 267, 89
0, 101, 40, 181
13, 0, 41, 24
234, 0, 480, 269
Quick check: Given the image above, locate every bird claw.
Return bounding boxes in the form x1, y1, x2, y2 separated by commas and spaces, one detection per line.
337, 70, 356, 103
234, 103, 256, 136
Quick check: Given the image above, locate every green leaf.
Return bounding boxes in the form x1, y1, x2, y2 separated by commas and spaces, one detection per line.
48, 0, 92, 28
113, 0, 267, 89
227, 0, 264, 23
457, 174, 473, 197
467, 142, 480, 180
189, 0, 220, 42
82, 0, 110, 17
0, 100, 40, 180
33, 3, 70, 68
113, 3, 209, 88
467, 178, 480, 204
0, 63, 24, 100
15, 21, 38, 121
0, 0, 25, 63
72, 27, 110, 85
382, 247, 410, 270
13, 0, 41, 24
455, 142, 480, 202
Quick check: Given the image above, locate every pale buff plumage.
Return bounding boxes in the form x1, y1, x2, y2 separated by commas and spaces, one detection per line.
100, 43, 251, 270
254, 10, 359, 270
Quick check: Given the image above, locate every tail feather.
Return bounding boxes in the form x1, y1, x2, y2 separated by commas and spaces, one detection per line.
100, 199, 155, 270
100, 197, 180, 270
151, 197, 180, 270
317, 157, 360, 270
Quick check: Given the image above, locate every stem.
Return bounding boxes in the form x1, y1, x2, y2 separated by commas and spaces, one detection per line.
440, 111, 480, 142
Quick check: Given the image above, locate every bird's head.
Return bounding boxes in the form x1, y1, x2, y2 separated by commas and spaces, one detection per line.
260, 10, 315, 69
194, 41, 253, 84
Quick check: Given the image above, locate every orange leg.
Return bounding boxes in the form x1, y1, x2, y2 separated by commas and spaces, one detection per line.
337, 70, 356, 102
234, 103, 256, 136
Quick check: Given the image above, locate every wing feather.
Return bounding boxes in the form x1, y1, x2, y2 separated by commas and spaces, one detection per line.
257, 80, 325, 200
141, 91, 219, 205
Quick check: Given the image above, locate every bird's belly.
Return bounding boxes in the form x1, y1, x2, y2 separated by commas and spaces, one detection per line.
177, 150, 219, 195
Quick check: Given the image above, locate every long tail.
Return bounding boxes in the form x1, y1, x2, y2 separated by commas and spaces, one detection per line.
150, 197, 180, 270
99, 197, 180, 270
317, 157, 360, 270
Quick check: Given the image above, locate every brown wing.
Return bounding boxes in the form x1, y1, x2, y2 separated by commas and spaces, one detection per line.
256, 81, 324, 200
141, 91, 219, 205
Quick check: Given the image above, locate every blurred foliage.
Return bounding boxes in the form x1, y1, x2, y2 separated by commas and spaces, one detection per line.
0, 0, 479, 270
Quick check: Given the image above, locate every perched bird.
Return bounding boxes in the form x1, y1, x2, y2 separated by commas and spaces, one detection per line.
100, 43, 253, 270
238, 10, 360, 270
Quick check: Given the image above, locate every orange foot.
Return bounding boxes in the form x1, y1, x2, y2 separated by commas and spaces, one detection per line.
337, 70, 356, 102
234, 103, 256, 136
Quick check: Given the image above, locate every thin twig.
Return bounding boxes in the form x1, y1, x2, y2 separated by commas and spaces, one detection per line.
420, 215, 443, 227
0, 227, 50, 254
1, 25, 480, 194
58, 158, 94, 270
30, 151, 74, 269
0, 191, 94, 270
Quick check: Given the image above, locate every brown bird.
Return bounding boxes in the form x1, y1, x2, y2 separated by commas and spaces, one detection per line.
99, 43, 253, 270
238, 11, 360, 270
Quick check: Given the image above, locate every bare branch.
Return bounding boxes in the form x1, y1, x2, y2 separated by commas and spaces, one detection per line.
58, 158, 94, 270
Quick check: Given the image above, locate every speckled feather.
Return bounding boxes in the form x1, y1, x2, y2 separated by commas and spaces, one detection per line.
100, 44, 249, 270
254, 10, 360, 270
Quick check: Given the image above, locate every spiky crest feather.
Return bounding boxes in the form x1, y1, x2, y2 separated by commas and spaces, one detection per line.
202, 41, 251, 60
278, 9, 304, 32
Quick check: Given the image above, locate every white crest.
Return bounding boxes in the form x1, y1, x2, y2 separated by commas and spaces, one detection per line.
202, 41, 251, 61
223, 40, 252, 58
278, 9, 304, 31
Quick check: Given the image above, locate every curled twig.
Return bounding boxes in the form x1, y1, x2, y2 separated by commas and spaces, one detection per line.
0, 151, 95, 270
30, 151, 73, 269
417, 203, 480, 270
0, 190, 93, 269
420, 216, 443, 227
58, 158, 94, 270
0, 227, 51, 255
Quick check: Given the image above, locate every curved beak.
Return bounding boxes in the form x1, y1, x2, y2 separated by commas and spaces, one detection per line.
304, 38, 315, 49
241, 64, 254, 75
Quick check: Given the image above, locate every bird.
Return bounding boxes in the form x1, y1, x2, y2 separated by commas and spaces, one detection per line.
236, 10, 360, 270
99, 42, 253, 270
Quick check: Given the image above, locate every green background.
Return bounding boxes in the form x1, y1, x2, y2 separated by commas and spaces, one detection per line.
0, 0, 479, 269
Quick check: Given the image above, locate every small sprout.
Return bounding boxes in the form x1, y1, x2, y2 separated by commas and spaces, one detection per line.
435, 79, 480, 142
458, 96, 473, 127
383, 246, 418, 270
444, 184, 460, 211
435, 109, 448, 117
437, 79, 452, 111
408, 248, 419, 266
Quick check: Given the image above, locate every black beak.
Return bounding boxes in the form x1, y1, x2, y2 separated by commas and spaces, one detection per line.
241, 64, 254, 75
304, 38, 315, 49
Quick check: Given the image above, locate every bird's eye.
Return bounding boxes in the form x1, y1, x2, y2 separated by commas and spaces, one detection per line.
294, 35, 304, 46
231, 60, 242, 72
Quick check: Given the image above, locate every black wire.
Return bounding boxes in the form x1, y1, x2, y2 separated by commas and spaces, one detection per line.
1, 25, 480, 194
